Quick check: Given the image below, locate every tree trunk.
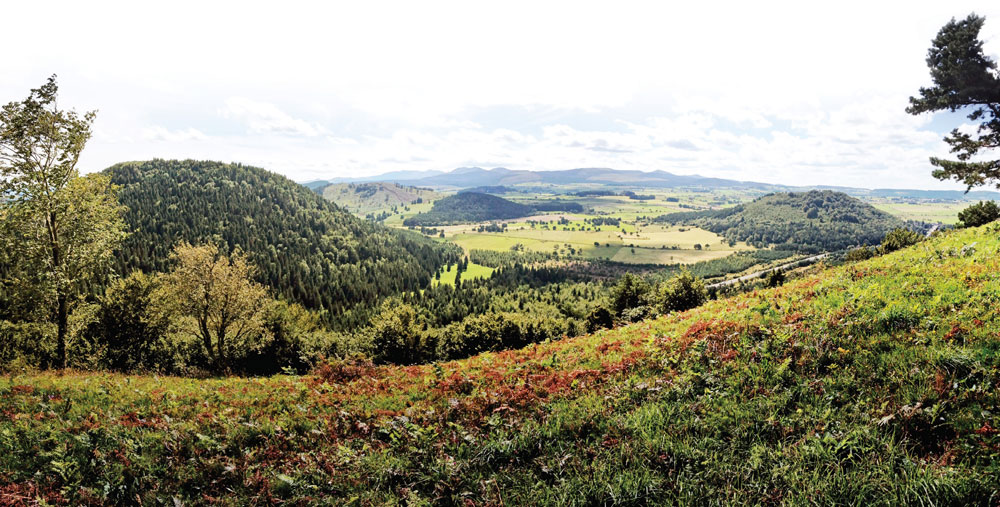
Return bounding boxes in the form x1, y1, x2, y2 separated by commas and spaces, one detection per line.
216, 327, 227, 375
56, 292, 68, 369
199, 318, 217, 370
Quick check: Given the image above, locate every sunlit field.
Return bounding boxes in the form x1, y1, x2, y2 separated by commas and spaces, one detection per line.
432, 261, 495, 286
871, 201, 967, 224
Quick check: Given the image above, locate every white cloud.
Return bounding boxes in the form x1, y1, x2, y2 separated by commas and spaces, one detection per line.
3, 0, 999, 189
221, 97, 325, 137
141, 126, 208, 143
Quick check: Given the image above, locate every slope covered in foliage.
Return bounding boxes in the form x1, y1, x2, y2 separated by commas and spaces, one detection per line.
402, 192, 584, 226
403, 192, 534, 225
107, 160, 460, 317
3, 224, 1000, 504
658, 190, 906, 253
318, 181, 442, 215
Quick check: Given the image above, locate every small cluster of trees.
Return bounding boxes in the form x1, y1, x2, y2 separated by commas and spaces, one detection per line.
75, 244, 331, 375
586, 217, 621, 227
597, 271, 709, 326
362, 300, 568, 364
957, 200, 999, 228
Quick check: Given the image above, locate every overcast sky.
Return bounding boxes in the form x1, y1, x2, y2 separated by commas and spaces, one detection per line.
4, 1, 999, 189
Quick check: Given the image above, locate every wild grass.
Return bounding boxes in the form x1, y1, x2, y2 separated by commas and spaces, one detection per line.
432, 262, 495, 287
2, 224, 999, 504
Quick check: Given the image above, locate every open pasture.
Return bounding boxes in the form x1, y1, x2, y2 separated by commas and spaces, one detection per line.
432, 261, 495, 286
443, 221, 752, 265
870, 200, 967, 224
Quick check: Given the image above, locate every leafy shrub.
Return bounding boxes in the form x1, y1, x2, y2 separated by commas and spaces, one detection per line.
82, 271, 171, 372
880, 228, 923, 254
610, 273, 651, 317
764, 269, 786, 287
621, 305, 654, 323
367, 300, 429, 364
845, 246, 876, 262
958, 200, 999, 228
436, 312, 565, 361
0, 321, 54, 372
585, 307, 614, 332
243, 300, 330, 375
654, 270, 708, 314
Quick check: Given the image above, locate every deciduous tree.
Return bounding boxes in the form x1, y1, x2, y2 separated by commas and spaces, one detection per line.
654, 270, 708, 314
153, 242, 270, 373
0, 75, 127, 368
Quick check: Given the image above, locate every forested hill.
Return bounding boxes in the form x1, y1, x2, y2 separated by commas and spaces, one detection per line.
657, 190, 905, 253
106, 160, 460, 316
403, 192, 581, 226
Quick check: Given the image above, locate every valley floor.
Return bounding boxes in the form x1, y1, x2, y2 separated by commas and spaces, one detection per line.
3, 225, 1000, 505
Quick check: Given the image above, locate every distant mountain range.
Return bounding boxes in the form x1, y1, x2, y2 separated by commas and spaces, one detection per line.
306, 167, 776, 191
302, 167, 1000, 201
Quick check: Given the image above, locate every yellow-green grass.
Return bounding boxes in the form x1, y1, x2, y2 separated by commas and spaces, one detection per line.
609, 246, 739, 264
380, 201, 436, 225
432, 261, 495, 286
624, 225, 753, 251
446, 223, 751, 265
873, 201, 966, 224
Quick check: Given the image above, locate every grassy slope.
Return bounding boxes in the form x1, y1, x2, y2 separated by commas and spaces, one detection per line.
320, 182, 441, 215
3, 226, 1000, 504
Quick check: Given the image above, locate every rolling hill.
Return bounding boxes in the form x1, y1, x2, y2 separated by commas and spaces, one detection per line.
317, 182, 442, 215
402, 192, 582, 226
106, 160, 460, 318
657, 190, 907, 253
4, 223, 999, 504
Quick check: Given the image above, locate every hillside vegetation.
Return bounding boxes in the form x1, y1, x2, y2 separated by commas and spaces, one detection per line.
108, 160, 460, 318
403, 192, 534, 225
657, 190, 906, 253
2, 224, 998, 504
319, 182, 441, 215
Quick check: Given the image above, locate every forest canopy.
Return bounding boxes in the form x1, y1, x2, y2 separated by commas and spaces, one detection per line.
107, 159, 461, 319
656, 190, 906, 253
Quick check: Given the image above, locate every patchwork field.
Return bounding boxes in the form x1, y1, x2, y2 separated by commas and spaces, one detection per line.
356, 187, 980, 268
443, 222, 752, 265
374, 189, 763, 266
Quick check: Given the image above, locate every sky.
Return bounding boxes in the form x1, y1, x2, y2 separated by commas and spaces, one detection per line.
3, 0, 999, 190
